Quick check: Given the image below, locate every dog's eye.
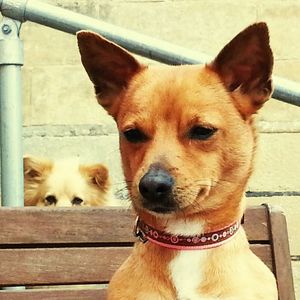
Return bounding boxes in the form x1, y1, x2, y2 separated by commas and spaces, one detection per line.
72, 197, 83, 206
188, 126, 217, 140
123, 129, 148, 143
45, 195, 57, 205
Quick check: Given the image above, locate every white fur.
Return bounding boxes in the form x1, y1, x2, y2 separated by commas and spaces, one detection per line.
166, 219, 205, 236
167, 220, 212, 300
169, 250, 209, 300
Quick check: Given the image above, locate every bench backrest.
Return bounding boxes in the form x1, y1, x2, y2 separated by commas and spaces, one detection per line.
0, 205, 295, 300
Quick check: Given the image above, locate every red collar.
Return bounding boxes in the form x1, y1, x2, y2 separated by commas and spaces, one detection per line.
134, 217, 240, 250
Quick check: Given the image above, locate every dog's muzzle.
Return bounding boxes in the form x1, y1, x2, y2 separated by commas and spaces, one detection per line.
138, 166, 177, 214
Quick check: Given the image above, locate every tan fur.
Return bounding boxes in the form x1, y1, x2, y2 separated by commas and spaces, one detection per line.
24, 156, 111, 207
77, 23, 277, 299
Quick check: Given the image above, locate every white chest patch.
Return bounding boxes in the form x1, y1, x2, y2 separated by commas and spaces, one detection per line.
166, 219, 205, 236
169, 250, 208, 300
167, 219, 210, 300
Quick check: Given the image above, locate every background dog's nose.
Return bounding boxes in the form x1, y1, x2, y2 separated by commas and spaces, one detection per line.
139, 168, 174, 203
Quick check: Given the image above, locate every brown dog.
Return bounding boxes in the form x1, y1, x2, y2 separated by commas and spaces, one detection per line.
77, 23, 278, 299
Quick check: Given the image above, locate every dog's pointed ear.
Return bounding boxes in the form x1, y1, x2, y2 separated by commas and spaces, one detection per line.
81, 164, 110, 192
23, 156, 51, 182
208, 23, 273, 118
77, 31, 143, 116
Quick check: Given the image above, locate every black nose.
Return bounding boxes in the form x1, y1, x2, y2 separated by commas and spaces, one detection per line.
139, 167, 174, 210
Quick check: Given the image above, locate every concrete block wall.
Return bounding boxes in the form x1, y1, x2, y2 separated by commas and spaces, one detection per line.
1, 0, 300, 295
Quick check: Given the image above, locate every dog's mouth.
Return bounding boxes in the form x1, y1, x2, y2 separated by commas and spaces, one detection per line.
141, 200, 179, 215
152, 207, 175, 213
132, 164, 215, 215
138, 186, 211, 215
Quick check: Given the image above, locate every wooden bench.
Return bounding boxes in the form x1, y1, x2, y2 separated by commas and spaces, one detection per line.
0, 205, 295, 300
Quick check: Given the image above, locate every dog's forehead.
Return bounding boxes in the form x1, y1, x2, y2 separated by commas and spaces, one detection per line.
45, 160, 87, 196
119, 65, 233, 127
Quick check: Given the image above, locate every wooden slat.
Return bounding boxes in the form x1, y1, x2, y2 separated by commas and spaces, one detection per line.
0, 206, 269, 244
0, 288, 106, 300
267, 205, 295, 300
0, 247, 131, 286
243, 205, 269, 241
0, 207, 135, 244
0, 243, 273, 286
250, 244, 273, 271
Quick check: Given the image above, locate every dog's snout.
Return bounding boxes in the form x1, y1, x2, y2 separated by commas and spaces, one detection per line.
139, 168, 175, 213
139, 170, 173, 200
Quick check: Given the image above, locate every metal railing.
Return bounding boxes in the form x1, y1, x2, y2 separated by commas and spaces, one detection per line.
1, 0, 300, 206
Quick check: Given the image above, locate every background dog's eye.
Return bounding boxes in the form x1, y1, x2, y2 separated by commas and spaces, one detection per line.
72, 197, 83, 206
123, 129, 148, 143
189, 126, 217, 140
45, 195, 57, 205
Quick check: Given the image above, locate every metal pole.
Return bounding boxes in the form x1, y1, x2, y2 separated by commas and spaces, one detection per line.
0, 0, 211, 65
272, 77, 300, 107
0, 17, 24, 207
1, 0, 300, 106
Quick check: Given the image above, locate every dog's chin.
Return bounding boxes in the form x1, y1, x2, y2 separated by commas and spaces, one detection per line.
145, 205, 178, 215
134, 201, 179, 216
